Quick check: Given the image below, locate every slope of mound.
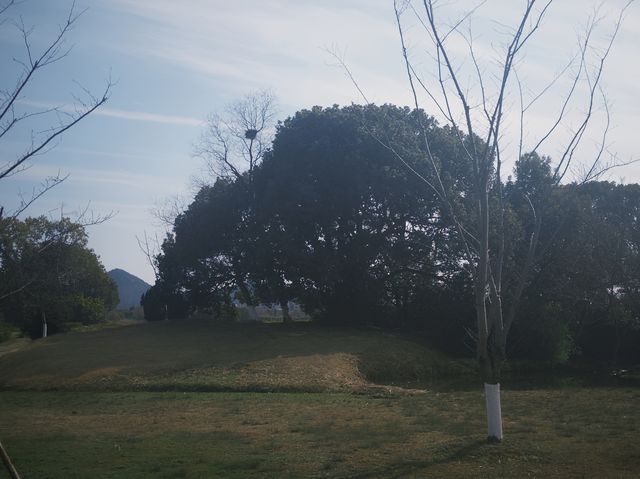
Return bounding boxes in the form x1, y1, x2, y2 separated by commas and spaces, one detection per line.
0, 321, 472, 392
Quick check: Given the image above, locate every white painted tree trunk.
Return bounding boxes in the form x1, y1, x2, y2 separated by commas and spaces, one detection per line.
41, 312, 47, 338
484, 383, 503, 441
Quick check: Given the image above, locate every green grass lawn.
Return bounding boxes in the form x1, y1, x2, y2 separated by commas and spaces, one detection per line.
1, 320, 639, 478
1, 388, 639, 478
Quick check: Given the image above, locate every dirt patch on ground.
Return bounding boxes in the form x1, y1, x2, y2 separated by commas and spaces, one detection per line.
75, 366, 125, 383
237, 352, 368, 390
137, 352, 377, 393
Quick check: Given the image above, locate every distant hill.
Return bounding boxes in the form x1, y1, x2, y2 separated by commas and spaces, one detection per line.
107, 269, 152, 309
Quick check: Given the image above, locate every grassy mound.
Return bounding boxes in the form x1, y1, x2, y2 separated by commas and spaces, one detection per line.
0, 320, 473, 392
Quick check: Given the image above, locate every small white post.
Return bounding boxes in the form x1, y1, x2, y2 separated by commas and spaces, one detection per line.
484, 382, 503, 441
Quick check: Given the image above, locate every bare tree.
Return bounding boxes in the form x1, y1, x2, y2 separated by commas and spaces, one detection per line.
135, 230, 161, 281
387, 0, 634, 441
134, 193, 188, 284
0, 0, 112, 219
193, 89, 276, 188
0, 1, 113, 308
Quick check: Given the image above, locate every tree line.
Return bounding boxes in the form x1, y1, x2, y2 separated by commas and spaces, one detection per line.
143, 104, 640, 365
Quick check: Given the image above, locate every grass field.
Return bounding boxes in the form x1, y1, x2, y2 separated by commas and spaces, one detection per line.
1, 320, 639, 478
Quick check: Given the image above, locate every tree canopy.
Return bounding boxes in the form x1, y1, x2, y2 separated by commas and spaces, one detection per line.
0, 216, 118, 337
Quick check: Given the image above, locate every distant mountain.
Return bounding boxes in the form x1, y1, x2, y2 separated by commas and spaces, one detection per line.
108, 269, 152, 309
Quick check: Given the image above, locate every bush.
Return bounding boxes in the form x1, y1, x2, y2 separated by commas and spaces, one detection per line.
509, 302, 574, 363
0, 317, 21, 343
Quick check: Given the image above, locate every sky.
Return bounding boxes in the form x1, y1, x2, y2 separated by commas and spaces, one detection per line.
1, 0, 638, 284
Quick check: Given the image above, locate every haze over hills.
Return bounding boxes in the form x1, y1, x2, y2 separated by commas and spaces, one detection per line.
107, 268, 152, 309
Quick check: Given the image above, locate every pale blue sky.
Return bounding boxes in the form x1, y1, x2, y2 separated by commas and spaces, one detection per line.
1, 0, 638, 283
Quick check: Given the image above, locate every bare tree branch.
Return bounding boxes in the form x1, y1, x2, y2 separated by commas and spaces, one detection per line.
193, 90, 276, 187
9, 173, 69, 219
552, 1, 632, 183
150, 194, 188, 232
136, 231, 160, 280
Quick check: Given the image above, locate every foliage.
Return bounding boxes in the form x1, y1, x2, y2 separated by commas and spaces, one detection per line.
153, 104, 476, 336
0, 316, 21, 343
510, 181, 640, 363
0, 216, 118, 337
253, 105, 470, 327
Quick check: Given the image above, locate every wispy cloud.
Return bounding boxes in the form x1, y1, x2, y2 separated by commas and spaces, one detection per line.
53, 146, 172, 162
12, 163, 183, 192
94, 107, 204, 126
17, 100, 204, 127
107, 0, 407, 107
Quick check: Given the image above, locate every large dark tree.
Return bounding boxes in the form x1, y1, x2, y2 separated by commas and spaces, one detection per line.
152, 104, 477, 340
253, 104, 472, 330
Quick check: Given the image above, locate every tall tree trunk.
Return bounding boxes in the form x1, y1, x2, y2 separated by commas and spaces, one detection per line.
476, 182, 505, 442
41, 311, 47, 338
484, 296, 506, 441
478, 301, 505, 442
609, 292, 621, 367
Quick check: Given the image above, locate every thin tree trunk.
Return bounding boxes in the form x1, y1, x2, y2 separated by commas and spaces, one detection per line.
484, 294, 506, 441
476, 183, 492, 379
476, 178, 505, 441
0, 440, 21, 479
280, 300, 292, 324
610, 292, 621, 367
41, 311, 47, 338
